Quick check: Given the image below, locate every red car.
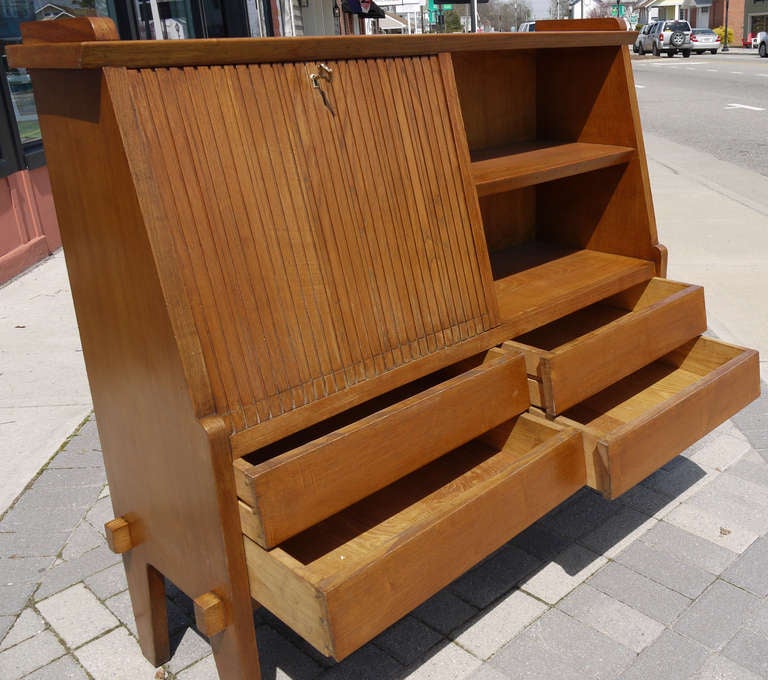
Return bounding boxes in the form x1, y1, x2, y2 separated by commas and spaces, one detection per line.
743, 32, 758, 48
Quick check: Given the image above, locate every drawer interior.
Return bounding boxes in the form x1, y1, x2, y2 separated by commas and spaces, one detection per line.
558, 336, 760, 497
235, 350, 530, 548
506, 278, 707, 415
244, 413, 584, 660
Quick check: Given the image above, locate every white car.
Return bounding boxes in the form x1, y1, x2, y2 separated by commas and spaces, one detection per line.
690, 28, 720, 54
759, 31, 768, 58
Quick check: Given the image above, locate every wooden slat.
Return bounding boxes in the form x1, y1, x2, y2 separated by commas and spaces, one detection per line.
235, 352, 529, 548
120, 57, 497, 439
492, 246, 656, 337
507, 279, 707, 414
8, 31, 635, 70
244, 414, 585, 659
472, 142, 635, 197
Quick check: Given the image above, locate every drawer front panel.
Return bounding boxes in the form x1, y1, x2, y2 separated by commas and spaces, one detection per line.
325, 427, 584, 659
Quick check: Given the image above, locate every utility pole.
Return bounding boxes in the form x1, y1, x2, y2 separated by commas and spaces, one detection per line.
722, 0, 730, 51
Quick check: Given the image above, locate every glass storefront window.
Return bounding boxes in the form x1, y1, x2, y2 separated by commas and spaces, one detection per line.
7, 67, 39, 144
1, 0, 118, 173
136, 0, 198, 38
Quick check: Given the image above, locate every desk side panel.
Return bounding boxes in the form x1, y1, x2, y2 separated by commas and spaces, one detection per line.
29, 67, 258, 676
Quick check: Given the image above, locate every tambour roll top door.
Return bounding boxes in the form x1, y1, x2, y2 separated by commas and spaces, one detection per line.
120, 56, 496, 434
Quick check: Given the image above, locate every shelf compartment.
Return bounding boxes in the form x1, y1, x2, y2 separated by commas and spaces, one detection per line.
505, 278, 707, 415
235, 351, 529, 549
554, 336, 760, 497
471, 141, 635, 197
243, 413, 584, 660
492, 244, 656, 336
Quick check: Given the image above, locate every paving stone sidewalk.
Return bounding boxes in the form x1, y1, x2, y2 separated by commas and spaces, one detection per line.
0, 385, 766, 680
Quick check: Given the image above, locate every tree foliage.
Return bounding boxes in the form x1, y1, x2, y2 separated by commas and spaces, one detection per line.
549, 0, 569, 19
713, 25, 734, 46
478, 0, 531, 32
445, 9, 463, 32
587, 1, 613, 18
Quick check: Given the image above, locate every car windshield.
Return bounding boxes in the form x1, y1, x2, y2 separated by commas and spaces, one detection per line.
665, 21, 690, 31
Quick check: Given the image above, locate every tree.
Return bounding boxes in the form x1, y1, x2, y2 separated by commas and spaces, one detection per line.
549, 0, 569, 19
587, 1, 613, 18
478, 0, 532, 32
445, 9, 463, 32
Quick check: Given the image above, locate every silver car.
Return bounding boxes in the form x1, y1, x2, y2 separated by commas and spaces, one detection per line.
647, 19, 693, 57
690, 28, 720, 54
634, 23, 656, 54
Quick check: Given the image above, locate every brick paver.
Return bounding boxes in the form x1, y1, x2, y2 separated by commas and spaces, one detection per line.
0, 387, 766, 679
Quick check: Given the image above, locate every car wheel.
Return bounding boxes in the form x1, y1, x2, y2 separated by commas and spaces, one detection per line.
633, 44, 638, 53
670, 31, 685, 47
760, 42, 768, 58
652, 42, 660, 56
666, 50, 675, 57
711, 49, 717, 55
638, 43, 645, 55
682, 50, 691, 58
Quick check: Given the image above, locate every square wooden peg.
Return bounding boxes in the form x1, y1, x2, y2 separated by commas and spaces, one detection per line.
104, 517, 134, 554
194, 592, 228, 637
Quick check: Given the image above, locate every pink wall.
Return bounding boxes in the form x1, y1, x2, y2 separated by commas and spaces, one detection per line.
0, 166, 60, 284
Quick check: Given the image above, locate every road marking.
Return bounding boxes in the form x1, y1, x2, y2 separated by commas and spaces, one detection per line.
756, 73, 768, 77
645, 60, 707, 65
707, 69, 718, 72
730, 71, 743, 75
724, 103, 765, 111
635, 84, 646, 88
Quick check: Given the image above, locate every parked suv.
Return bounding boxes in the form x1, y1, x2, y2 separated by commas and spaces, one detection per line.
648, 20, 693, 57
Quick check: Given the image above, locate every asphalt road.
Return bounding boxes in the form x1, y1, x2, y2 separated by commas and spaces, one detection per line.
631, 49, 768, 177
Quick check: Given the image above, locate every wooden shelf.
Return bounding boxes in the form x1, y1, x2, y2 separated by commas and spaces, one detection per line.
471, 142, 635, 197
492, 244, 656, 335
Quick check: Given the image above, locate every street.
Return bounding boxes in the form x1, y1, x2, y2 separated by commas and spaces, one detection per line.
632, 50, 768, 177
630, 50, 768, 377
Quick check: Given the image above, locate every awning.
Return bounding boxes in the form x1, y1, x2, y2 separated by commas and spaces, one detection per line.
379, 12, 408, 30
653, 0, 684, 6
342, 0, 386, 18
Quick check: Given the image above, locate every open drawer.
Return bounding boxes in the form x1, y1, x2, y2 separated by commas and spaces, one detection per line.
243, 413, 584, 660
505, 278, 706, 415
552, 336, 760, 498
234, 351, 529, 548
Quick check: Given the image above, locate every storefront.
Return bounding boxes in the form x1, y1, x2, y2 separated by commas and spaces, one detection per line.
744, 0, 768, 39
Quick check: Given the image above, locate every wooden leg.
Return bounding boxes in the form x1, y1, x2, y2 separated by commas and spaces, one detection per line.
124, 557, 170, 666
209, 593, 261, 680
